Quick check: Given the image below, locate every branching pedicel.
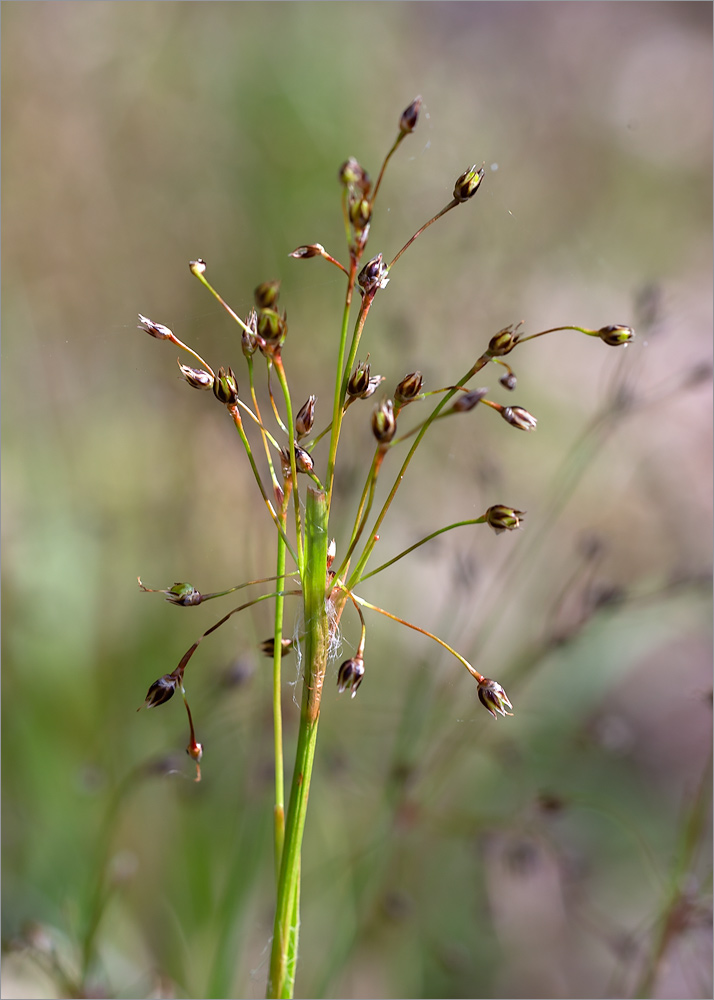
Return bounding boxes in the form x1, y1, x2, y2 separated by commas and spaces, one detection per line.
135, 97, 634, 998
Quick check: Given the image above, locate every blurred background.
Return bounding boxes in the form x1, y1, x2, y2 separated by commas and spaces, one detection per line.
2, 3, 712, 998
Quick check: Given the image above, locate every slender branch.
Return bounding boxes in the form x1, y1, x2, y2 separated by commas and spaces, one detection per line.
359, 517, 487, 582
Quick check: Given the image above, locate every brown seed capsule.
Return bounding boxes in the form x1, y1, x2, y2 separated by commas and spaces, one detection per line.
142, 673, 179, 709
260, 637, 295, 658
394, 371, 424, 404
372, 398, 397, 444
242, 309, 259, 357
358, 254, 390, 295
348, 358, 372, 398
501, 405, 537, 431
477, 678, 513, 720
178, 361, 214, 390
281, 444, 314, 476
337, 656, 365, 698
138, 314, 173, 340
453, 388, 488, 412
288, 244, 325, 259
453, 165, 485, 203
399, 95, 422, 134
213, 366, 240, 405
296, 395, 316, 439
597, 324, 635, 346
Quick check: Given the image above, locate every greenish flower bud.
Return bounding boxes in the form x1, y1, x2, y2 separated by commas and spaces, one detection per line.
288, 243, 325, 259
453, 388, 488, 412
349, 196, 372, 233
501, 405, 537, 431
178, 361, 214, 390
339, 158, 370, 193
142, 673, 180, 709
477, 678, 513, 719
487, 325, 520, 357
337, 656, 365, 698
358, 254, 390, 295
242, 309, 259, 357
372, 398, 397, 444
348, 358, 372, 398
138, 314, 173, 340
164, 582, 203, 605
485, 505, 526, 535
189, 258, 207, 276
257, 308, 288, 349
597, 324, 635, 346
296, 395, 316, 438
453, 165, 485, 203
213, 366, 240, 405
254, 280, 281, 310
394, 371, 424, 404
399, 95, 422, 134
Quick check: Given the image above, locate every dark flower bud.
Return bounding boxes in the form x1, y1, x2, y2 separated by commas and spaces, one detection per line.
485, 505, 526, 535
372, 398, 397, 444
453, 387, 488, 412
213, 366, 240, 405
477, 677, 513, 719
281, 444, 314, 476
296, 395, 316, 439
257, 308, 288, 350
349, 196, 372, 232
260, 637, 295, 658
348, 358, 372, 398
453, 165, 485, 203
358, 254, 390, 295
501, 405, 537, 431
499, 371, 517, 391
339, 158, 370, 193
488, 325, 520, 357
138, 314, 173, 340
337, 656, 365, 698
394, 371, 423, 404
288, 243, 325, 259
178, 361, 214, 390
189, 259, 207, 276
254, 281, 281, 310
597, 324, 635, 346
399, 96, 422, 134
242, 308, 259, 357
141, 673, 179, 709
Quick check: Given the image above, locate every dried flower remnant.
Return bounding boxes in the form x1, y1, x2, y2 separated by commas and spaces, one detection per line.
138, 314, 173, 341
178, 361, 214, 390
500, 405, 537, 431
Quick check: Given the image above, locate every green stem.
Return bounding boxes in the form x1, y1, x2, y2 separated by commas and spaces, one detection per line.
273, 355, 304, 574
347, 355, 490, 587
267, 489, 330, 999
326, 265, 358, 504
272, 520, 288, 879
359, 517, 487, 582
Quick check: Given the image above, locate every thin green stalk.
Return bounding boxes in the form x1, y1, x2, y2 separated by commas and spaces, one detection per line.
272, 520, 288, 878
273, 355, 304, 574
347, 355, 490, 587
359, 517, 487, 582
326, 265, 358, 504
268, 489, 330, 999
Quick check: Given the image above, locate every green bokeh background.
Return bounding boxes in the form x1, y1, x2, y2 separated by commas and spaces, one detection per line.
2, 3, 712, 998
